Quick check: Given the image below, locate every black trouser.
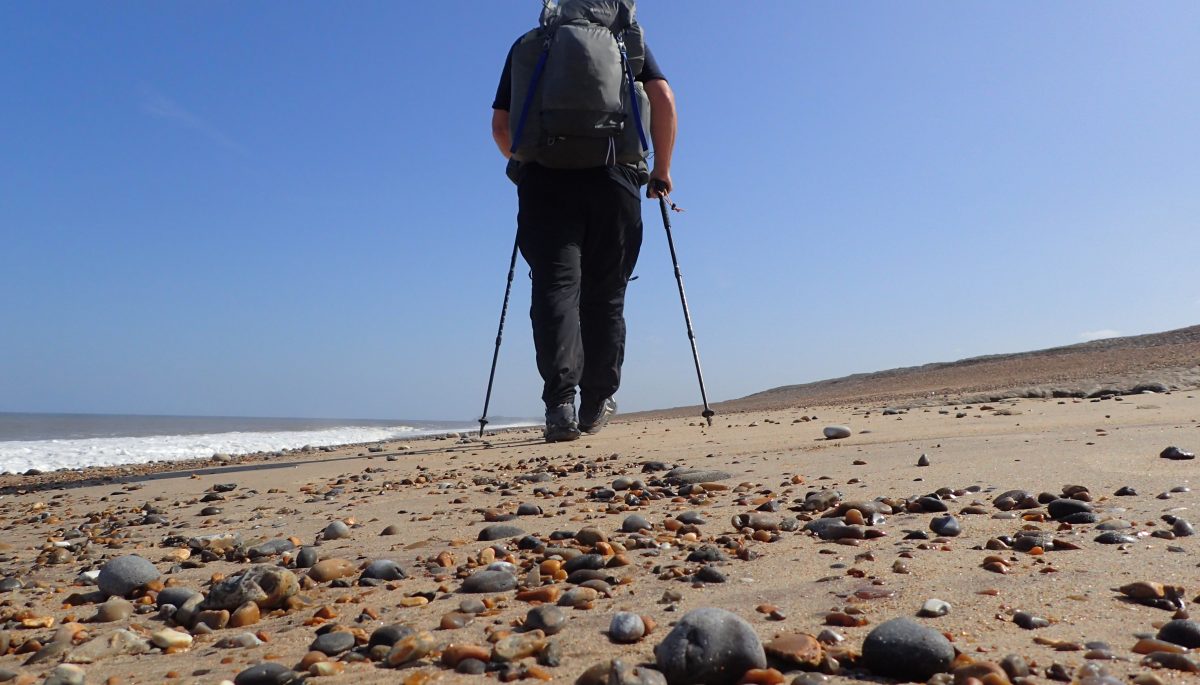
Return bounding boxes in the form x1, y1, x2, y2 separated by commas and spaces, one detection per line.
517, 166, 643, 409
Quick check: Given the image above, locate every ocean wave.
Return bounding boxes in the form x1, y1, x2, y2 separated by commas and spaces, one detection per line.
0, 424, 442, 474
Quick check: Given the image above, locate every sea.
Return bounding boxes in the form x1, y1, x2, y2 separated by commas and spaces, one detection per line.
0, 412, 538, 475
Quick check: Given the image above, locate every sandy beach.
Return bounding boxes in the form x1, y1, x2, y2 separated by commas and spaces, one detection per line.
2, 382, 1199, 685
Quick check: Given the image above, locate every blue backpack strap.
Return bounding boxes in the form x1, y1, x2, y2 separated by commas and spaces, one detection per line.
510, 38, 551, 157
618, 32, 650, 154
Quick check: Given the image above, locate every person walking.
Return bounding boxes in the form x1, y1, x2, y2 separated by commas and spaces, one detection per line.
490, 0, 677, 442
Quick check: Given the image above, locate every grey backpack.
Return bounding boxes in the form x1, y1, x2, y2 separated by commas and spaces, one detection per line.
508, 0, 651, 171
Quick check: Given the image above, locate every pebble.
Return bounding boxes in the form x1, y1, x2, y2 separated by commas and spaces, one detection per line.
917, 454, 930, 466
929, 515, 961, 537
150, 628, 193, 650
233, 662, 300, 685
97, 555, 160, 597
478, 524, 525, 541
1160, 446, 1195, 460
1115, 486, 1138, 496
1157, 619, 1200, 648
322, 520, 351, 539
310, 630, 355, 655
91, 596, 134, 622
492, 631, 548, 662
763, 633, 823, 669
1047, 498, 1093, 520
461, 569, 517, 593
380, 524, 401, 535
696, 566, 727, 583
204, 565, 299, 610
361, 559, 406, 581
526, 605, 567, 635
919, 599, 951, 617
654, 607, 767, 685
215, 632, 262, 649
369, 624, 415, 648
609, 612, 646, 642
623, 514, 652, 532
43, 665, 87, 685
294, 546, 318, 568
66, 629, 151, 663
1095, 532, 1137, 544
307, 558, 356, 583
1013, 611, 1050, 629
823, 425, 852, 440
386, 631, 438, 666
861, 617, 954, 681
0, 577, 22, 592
442, 643, 490, 668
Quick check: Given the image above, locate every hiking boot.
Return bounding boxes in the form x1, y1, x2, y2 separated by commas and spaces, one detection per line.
544, 403, 581, 443
579, 397, 617, 434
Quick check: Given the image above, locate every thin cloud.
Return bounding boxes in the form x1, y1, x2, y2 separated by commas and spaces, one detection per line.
1079, 329, 1121, 342
140, 86, 248, 156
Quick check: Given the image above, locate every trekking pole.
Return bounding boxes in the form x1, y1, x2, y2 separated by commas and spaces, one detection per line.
653, 180, 715, 426
478, 234, 521, 437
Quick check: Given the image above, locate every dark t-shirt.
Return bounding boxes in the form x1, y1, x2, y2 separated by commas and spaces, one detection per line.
493, 40, 667, 196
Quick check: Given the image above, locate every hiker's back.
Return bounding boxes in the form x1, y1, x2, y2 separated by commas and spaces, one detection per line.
507, 0, 650, 171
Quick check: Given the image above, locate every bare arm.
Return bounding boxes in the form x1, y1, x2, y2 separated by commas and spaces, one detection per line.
644, 78, 677, 198
491, 109, 511, 158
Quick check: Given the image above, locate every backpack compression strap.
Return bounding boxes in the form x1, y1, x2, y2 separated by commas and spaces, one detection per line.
617, 32, 650, 154
510, 40, 551, 157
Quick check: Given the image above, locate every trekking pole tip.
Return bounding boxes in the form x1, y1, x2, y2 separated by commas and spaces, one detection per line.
478, 419, 488, 438
702, 409, 715, 427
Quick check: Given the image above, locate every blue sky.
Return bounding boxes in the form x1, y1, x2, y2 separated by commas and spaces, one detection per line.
3, 2, 1198, 421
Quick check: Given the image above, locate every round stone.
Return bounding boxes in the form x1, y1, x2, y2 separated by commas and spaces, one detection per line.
369, 624, 415, 648
1157, 619, 1200, 648
918, 599, 951, 618
92, 596, 134, 622
929, 516, 961, 537
308, 558, 356, 583
322, 521, 351, 540
295, 546, 319, 569
478, 524, 525, 541
516, 503, 542, 516
233, 662, 299, 685
460, 569, 517, 593
310, 630, 356, 656
823, 425, 852, 440
1047, 499, 1093, 520
156, 586, 200, 609
526, 605, 567, 635
622, 514, 652, 533
97, 555, 160, 597
654, 607, 766, 685
610, 612, 646, 643
361, 559, 406, 581
861, 617, 954, 681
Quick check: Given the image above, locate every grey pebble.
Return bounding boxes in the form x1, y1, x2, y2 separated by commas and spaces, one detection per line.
321, 520, 351, 540
861, 617, 954, 681
526, 605, 567, 635
654, 607, 766, 685
97, 555, 160, 598
610, 612, 646, 643
823, 425, 852, 440
929, 515, 961, 537
233, 661, 301, 685
310, 630, 355, 656
478, 524, 525, 541
460, 569, 516, 593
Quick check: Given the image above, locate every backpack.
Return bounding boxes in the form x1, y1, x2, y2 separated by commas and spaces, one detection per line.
507, 0, 651, 172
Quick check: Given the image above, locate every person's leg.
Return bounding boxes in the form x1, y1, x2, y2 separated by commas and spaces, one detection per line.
517, 170, 586, 411
578, 180, 643, 421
